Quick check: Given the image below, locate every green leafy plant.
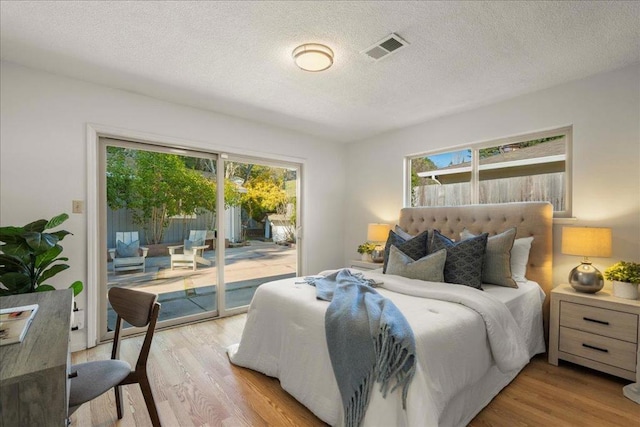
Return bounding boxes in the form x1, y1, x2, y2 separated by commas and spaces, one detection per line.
604, 261, 640, 284
0, 213, 83, 296
107, 148, 242, 244
357, 242, 376, 255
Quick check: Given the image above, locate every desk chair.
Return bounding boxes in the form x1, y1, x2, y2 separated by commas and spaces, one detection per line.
68, 287, 161, 426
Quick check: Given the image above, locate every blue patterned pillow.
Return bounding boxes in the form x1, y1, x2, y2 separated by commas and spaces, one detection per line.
382, 230, 430, 273
116, 239, 139, 258
430, 230, 488, 289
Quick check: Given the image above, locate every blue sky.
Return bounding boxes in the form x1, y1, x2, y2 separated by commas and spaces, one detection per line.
427, 150, 471, 168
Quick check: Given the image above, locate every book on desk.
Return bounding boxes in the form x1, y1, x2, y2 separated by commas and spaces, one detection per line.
0, 304, 39, 345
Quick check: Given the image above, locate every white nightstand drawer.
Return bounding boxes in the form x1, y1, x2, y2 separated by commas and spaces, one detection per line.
559, 327, 637, 372
560, 301, 638, 343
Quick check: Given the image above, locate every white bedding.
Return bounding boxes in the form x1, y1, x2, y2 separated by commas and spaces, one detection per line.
228, 270, 545, 426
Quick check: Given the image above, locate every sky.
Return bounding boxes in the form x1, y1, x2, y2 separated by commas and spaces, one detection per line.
427, 149, 471, 168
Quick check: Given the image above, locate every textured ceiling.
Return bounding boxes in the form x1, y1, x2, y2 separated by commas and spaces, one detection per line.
1, 1, 639, 143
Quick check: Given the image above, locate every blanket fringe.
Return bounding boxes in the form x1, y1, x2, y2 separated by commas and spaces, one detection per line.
346, 324, 416, 427
345, 372, 374, 427
314, 270, 416, 427
373, 323, 416, 409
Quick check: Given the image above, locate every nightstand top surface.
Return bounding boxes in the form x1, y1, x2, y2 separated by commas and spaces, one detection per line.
553, 283, 640, 309
350, 259, 382, 266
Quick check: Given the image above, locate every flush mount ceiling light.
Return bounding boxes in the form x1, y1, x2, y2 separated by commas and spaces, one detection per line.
292, 43, 334, 72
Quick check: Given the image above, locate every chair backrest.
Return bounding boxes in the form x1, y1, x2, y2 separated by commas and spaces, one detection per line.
188, 230, 207, 243
115, 231, 140, 245
108, 287, 160, 369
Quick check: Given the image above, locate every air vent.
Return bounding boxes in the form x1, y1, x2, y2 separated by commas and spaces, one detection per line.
361, 33, 409, 61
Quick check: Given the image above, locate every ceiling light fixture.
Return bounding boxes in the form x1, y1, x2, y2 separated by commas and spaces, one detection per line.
292, 43, 334, 72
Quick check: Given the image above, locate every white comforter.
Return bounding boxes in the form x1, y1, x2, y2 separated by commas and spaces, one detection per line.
228, 270, 533, 426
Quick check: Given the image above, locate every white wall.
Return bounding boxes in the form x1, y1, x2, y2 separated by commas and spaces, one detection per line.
345, 64, 640, 287
3, 60, 639, 351
0, 61, 347, 350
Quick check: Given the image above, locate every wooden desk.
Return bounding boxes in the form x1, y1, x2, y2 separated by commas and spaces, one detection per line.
0, 290, 72, 427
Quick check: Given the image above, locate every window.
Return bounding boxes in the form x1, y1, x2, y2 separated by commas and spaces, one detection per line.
407, 127, 571, 217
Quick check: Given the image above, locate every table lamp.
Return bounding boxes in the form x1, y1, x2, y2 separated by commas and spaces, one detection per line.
367, 223, 391, 263
561, 226, 612, 293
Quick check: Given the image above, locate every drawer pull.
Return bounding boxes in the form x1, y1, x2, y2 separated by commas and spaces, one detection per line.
583, 317, 609, 326
582, 343, 608, 353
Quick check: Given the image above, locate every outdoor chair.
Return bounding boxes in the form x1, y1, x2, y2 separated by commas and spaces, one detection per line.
68, 287, 161, 427
108, 231, 149, 273
167, 230, 212, 271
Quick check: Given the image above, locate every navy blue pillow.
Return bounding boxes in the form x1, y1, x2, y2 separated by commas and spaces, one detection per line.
382, 230, 430, 273
430, 230, 488, 289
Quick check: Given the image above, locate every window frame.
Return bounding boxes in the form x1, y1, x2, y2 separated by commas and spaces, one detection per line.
404, 126, 573, 218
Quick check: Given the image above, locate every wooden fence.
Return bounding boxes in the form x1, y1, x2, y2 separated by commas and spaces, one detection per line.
106, 209, 212, 247
412, 172, 565, 211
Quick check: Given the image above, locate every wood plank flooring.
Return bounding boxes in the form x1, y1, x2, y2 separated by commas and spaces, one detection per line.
71, 314, 640, 427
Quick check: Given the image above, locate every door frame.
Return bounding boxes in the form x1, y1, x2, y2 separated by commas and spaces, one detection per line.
86, 123, 304, 348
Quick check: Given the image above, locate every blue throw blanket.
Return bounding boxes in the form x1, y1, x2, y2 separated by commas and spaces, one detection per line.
306, 269, 416, 427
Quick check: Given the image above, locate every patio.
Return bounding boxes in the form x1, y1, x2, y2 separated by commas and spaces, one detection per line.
106, 240, 297, 327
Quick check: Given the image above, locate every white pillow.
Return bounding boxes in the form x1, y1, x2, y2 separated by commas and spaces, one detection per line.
511, 237, 534, 283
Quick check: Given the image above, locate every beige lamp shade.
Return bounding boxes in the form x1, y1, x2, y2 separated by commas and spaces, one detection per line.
367, 223, 391, 243
561, 227, 612, 258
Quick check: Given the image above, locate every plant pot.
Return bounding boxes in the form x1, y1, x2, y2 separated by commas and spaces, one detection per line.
361, 253, 373, 262
612, 280, 639, 300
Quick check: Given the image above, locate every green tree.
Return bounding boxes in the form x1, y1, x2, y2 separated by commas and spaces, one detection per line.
106, 147, 134, 210
242, 178, 288, 223
222, 161, 297, 242
410, 157, 438, 187
106, 148, 241, 244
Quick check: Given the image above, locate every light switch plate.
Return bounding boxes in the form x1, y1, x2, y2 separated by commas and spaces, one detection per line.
72, 200, 84, 213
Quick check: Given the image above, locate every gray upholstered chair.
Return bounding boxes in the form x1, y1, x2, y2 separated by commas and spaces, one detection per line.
68, 287, 161, 427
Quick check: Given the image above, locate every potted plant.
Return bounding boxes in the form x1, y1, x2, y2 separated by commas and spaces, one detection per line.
604, 261, 640, 300
0, 213, 83, 296
357, 242, 376, 262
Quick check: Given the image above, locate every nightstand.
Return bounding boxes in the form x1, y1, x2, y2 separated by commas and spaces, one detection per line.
549, 284, 640, 386
349, 260, 382, 271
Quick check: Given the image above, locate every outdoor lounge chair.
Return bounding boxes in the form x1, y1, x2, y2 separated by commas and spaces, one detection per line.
168, 230, 212, 271
108, 232, 149, 273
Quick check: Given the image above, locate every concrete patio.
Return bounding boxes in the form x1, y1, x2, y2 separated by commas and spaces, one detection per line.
106, 240, 297, 328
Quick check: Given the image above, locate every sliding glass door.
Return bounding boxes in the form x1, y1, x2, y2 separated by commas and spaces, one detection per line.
221, 158, 299, 312
99, 138, 220, 338
98, 138, 300, 340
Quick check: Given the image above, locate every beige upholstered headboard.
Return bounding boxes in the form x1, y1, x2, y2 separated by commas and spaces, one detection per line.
398, 202, 553, 333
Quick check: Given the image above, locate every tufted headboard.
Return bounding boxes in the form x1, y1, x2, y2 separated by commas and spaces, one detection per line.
398, 202, 553, 332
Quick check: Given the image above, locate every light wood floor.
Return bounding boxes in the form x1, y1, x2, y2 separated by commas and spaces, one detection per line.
71, 314, 640, 427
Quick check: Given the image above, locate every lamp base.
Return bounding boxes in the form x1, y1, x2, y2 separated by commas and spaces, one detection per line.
623, 382, 640, 404
569, 262, 604, 293
371, 246, 385, 263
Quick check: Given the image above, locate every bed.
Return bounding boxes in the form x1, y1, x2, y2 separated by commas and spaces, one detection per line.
228, 202, 553, 426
